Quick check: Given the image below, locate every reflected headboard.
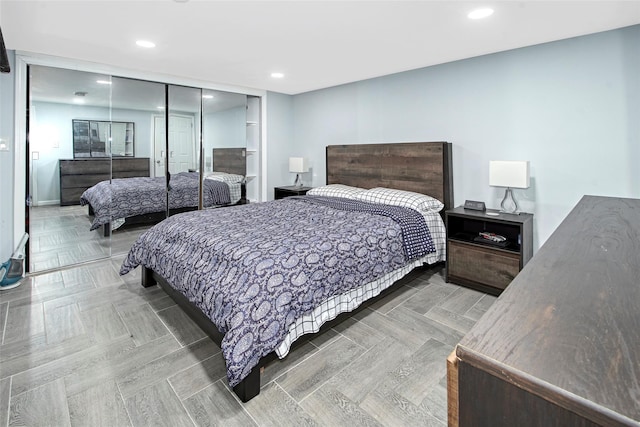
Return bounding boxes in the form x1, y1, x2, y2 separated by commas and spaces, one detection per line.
212, 148, 246, 176
326, 141, 453, 211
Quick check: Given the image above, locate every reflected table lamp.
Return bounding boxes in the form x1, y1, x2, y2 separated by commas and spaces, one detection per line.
489, 160, 530, 214
289, 157, 309, 187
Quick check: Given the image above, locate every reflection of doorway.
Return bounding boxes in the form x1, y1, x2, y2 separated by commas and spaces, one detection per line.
153, 114, 195, 176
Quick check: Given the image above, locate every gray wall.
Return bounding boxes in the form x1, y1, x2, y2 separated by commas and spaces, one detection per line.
284, 25, 640, 251
265, 91, 295, 196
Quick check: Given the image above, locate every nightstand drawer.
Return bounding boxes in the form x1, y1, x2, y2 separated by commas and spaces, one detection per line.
448, 241, 520, 290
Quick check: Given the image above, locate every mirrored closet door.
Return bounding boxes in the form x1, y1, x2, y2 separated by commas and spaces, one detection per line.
108, 76, 165, 253
28, 65, 116, 271
202, 90, 248, 205
26, 65, 260, 274
27, 66, 166, 272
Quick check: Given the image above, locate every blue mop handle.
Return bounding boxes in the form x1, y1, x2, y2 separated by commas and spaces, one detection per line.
12, 233, 29, 260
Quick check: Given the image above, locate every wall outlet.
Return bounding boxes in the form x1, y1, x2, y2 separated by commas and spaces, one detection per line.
0, 138, 9, 151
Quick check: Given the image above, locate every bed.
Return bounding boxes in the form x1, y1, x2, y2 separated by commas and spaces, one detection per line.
119, 141, 453, 402
80, 148, 247, 236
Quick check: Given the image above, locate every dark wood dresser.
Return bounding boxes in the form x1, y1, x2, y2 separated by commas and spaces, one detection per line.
59, 157, 150, 206
448, 195, 640, 427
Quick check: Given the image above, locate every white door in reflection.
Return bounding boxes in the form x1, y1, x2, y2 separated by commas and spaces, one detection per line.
168, 115, 195, 173
153, 114, 195, 176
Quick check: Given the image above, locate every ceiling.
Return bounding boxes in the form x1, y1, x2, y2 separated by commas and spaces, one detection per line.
2, 1, 640, 95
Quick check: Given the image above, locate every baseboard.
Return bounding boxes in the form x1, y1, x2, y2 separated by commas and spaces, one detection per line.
34, 200, 60, 206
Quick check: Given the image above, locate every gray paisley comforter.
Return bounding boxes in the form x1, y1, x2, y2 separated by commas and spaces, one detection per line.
80, 172, 231, 230
119, 196, 435, 387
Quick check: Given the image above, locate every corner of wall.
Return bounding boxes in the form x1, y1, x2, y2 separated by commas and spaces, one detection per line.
265, 91, 295, 200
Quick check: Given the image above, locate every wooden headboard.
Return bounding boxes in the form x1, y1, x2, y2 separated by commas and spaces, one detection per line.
212, 148, 246, 176
326, 141, 453, 210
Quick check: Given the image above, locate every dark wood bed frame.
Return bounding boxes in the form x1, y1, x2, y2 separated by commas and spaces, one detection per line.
140, 141, 453, 402
94, 148, 248, 237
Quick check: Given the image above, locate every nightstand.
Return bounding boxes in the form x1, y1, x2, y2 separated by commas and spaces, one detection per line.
445, 207, 533, 295
274, 186, 313, 200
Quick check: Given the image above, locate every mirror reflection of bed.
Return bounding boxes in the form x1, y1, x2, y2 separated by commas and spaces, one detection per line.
81, 148, 248, 237
27, 65, 256, 273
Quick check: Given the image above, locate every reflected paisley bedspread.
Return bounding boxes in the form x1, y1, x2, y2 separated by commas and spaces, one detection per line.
80, 172, 231, 230
119, 196, 435, 387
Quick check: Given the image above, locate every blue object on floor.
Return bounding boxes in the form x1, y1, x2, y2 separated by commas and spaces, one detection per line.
0, 233, 29, 290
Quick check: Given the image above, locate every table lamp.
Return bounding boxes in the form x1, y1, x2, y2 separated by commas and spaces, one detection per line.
489, 160, 530, 214
289, 157, 308, 187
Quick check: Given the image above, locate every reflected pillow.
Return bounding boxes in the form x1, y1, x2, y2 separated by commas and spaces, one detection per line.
353, 187, 444, 213
307, 184, 367, 199
204, 171, 245, 183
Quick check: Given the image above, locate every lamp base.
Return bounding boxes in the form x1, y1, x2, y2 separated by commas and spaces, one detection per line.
293, 173, 303, 187
500, 188, 519, 214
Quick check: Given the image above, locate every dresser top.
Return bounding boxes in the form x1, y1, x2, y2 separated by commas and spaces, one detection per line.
458, 195, 640, 424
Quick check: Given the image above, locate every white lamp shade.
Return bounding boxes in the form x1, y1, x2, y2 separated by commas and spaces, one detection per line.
289, 157, 309, 173
489, 161, 530, 189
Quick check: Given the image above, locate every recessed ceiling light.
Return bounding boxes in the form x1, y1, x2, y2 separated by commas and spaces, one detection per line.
468, 8, 494, 20
73, 98, 85, 104
96, 80, 112, 85
202, 94, 214, 99
157, 106, 165, 110
136, 40, 156, 48
271, 72, 285, 79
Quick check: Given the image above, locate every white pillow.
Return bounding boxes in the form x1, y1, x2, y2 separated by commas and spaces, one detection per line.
307, 184, 366, 199
204, 171, 245, 183
353, 187, 444, 213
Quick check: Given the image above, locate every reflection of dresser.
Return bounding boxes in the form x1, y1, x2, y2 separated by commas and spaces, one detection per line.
59, 158, 150, 206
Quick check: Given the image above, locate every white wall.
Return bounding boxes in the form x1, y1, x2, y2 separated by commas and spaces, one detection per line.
287, 25, 640, 251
